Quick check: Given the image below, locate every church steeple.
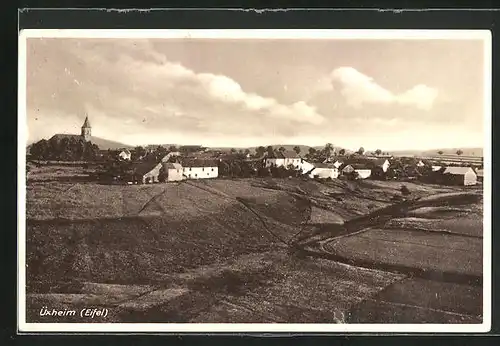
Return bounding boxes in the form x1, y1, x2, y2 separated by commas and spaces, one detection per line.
81, 115, 92, 141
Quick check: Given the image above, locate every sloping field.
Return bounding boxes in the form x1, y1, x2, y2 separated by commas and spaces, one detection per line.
25, 175, 484, 324
327, 228, 482, 277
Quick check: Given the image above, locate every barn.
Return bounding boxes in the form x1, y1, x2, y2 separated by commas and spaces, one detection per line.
442, 167, 477, 186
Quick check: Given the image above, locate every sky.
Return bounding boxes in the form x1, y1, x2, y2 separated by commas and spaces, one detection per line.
24, 36, 487, 151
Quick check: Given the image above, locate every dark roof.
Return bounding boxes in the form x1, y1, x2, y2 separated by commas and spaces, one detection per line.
268, 150, 300, 159
164, 162, 183, 170
351, 163, 372, 170
82, 116, 91, 128
130, 162, 161, 176
373, 158, 389, 166
313, 163, 337, 169
50, 134, 84, 142
181, 158, 218, 167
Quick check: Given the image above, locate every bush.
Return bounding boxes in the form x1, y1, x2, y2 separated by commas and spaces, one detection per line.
400, 185, 411, 196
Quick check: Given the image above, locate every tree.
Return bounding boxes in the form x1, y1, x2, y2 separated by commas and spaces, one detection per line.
278, 146, 286, 153
438, 150, 444, 155
375, 149, 382, 156
230, 148, 237, 154
338, 148, 346, 156
293, 146, 301, 155
134, 146, 147, 160
256, 146, 266, 157
266, 146, 274, 155
168, 145, 178, 152
357, 147, 365, 155
322, 143, 334, 158
308, 147, 317, 156
456, 149, 463, 156
244, 148, 251, 156
217, 161, 231, 177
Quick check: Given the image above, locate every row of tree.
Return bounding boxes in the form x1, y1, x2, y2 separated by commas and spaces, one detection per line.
29, 137, 100, 161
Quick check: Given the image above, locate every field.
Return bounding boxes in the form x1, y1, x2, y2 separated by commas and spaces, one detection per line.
24, 164, 484, 324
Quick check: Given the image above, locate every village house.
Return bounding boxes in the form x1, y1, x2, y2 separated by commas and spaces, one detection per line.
129, 161, 163, 184
373, 158, 391, 172
182, 159, 218, 179
299, 159, 316, 175
341, 163, 372, 179
441, 166, 477, 186
309, 163, 339, 179
162, 162, 184, 182
265, 150, 302, 169
118, 149, 132, 161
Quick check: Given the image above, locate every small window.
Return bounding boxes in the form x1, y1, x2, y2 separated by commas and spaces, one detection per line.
211, 168, 214, 171
202, 167, 205, 171
195, 174, 198, 177
207, 173, 209, 176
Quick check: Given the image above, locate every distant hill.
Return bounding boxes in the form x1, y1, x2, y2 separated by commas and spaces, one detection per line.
390, 148, 483, 158
88, 137, 133, 150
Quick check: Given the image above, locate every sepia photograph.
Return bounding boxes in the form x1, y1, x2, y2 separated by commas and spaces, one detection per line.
18, 29, 491, 333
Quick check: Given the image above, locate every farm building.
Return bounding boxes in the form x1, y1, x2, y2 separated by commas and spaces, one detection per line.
442, 167, 477, 186
309, 163, 339, 179
341, 163, 372, 179
182, 159, 218, 179
432, 165, 442, 172
265, 150, 302, 169
129, 161, 163, 184
162, 162, 184, 182
118, 149, 132, 161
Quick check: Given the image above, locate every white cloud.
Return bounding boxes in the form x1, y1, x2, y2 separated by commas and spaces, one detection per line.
329, 67, 438, 110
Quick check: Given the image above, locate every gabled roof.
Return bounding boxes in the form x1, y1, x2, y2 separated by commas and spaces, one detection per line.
476, 169, 484, 177
313, 163, 337, 169
130, 162, 161, 176
82, 116, 91, 128
164, 162, 183, 170
119, 149, 131, 154
443, 167, 475, 175
373, 158, 389, 166
267, 150, 300, 159
352, 164, 372, 170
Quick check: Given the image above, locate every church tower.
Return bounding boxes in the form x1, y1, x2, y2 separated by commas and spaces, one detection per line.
81, 115, 92, 142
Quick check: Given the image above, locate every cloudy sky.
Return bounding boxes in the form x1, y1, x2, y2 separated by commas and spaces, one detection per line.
25, 37, 486, 150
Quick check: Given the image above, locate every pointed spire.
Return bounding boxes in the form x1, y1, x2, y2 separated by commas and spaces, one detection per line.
82, 115, 91, 128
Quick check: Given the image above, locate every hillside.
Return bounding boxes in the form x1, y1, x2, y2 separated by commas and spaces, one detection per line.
390, 148, 483, 157
25, 170, 483, 324
90, 136, 133, 150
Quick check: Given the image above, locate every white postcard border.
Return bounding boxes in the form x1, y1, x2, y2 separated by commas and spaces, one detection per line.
17, 29, 492, 333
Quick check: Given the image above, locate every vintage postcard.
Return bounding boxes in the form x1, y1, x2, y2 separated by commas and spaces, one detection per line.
18, 29, 491, 333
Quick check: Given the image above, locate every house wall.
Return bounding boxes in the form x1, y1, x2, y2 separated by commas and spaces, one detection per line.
355, 169, 372, 179
381, 161, 390, 172
464, 170, 477, 186
265, 158, 285, 168
309, 168, 339, 179
184, 166, 218, 179
284, 158, 302, 168
166, 168, 184, 181
142, 164, 162, 184
119, 152, 131, 160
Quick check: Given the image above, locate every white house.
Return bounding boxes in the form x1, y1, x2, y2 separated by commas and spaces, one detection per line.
416, 160, 425, 167
182, 159, 218, 179
309, 163, 339, 179
442, 166, 477, 186
342, 164, 372, 179
432, 165, 442, 171
118, 149, 132, 161
265, 150, 302, 169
